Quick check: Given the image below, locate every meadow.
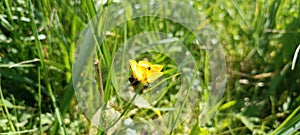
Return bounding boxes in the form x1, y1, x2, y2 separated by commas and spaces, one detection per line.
0, 0, 300, 134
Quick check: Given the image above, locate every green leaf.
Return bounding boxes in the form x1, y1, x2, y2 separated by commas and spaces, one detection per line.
190, 120, 209, 135
272, 105, 300, 135
236, 114, 254, 131
0, 15, 14, 31
1, 99, 14, 108
219, 100, 236, 111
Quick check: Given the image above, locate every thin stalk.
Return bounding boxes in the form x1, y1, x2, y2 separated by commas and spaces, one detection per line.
3, 0, 13, 21
27, 0, 66, 134
38, 66, 42, 134
3, 0, 16, 30
169, 70, 197, 134
271, 105, 300, 135
144, 73, 181, 94
27, 0, 44, 67
0, 77, 16, 132
134, 73, 180, 118
10, 95, 20, 132
0, 128, 38, 135
105, 92, 139, 131
86, 13, 104, 98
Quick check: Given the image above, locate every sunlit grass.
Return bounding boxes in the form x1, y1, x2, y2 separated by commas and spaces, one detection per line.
0, 0, 299, 134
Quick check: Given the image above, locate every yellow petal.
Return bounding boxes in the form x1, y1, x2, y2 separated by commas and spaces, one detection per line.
147, 72, 163, 83
129, 59, 138, 78
129, 59, 163, 84
138, 60, 152, 68
150, 65, 163, 72
136, 64, 147, 81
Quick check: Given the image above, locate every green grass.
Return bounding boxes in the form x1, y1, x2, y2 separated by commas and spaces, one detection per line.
0, 0, 300, 134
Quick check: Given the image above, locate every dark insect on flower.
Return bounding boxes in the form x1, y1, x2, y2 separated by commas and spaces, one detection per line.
128, 76, 148, 94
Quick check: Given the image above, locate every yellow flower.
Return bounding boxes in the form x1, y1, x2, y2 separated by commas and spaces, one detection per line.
129, 59, 163, 84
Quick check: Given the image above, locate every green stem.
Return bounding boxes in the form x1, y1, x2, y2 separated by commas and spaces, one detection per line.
27, 0, 66, 134
38, 67, 42, 134
0, 77, 16, 132
3, 0, 16, 30
169, 71, 197, 134
27, 0, 44, 67
271, 105, 300, 135
105, 93, 139, 131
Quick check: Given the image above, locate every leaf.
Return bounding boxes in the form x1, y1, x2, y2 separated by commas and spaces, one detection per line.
272, 105, 300, 135
1, 99, 14, 108
0, 99, 25, 109
0, 15, 14, 31
219, 100, 236, 111
277, 114, 300, 135
236, 114, 254, 131
190, 120, 209, 135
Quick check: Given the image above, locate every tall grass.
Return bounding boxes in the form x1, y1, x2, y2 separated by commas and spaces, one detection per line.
0, 0, 299, 134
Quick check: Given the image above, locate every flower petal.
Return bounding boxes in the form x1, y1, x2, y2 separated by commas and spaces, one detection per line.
147, 72, 163, 83
136, 64, 147, 81
129, 59, 163, 84
151, 65, 163, 72
129, 59, 138, 78
138, 60, 152, 68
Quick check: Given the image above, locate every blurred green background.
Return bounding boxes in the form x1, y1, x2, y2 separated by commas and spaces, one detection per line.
0, 0, 299, 134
